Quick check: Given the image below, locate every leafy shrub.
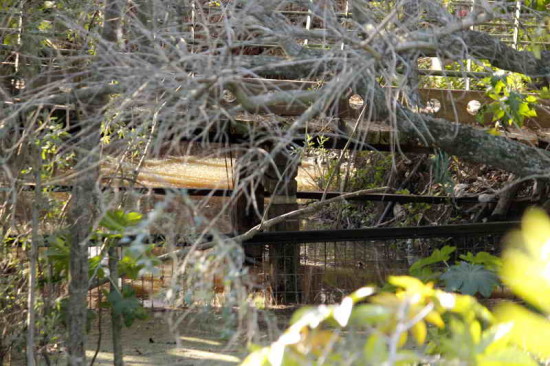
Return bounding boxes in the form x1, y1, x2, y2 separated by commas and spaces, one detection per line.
408, 245, 502, 297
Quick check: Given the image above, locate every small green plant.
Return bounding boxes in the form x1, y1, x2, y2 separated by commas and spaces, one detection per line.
46, 210, 157, 328
431, 149, 454, 194
440, 262, 499, 298
408, 245, 456, 282
106, 285, 148, 327
409, 245, 501, 297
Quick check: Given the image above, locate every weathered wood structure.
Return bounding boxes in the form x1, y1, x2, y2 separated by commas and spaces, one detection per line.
2, 0, 549, 306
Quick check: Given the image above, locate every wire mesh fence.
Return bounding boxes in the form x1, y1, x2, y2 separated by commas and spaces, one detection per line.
96, 223, 512, 309
252, 231, 504, 304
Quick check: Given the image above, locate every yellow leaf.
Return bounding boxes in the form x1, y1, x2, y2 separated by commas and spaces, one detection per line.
487, 128, 501, 136
494, 302, 550, 359
450, 294, 494, 322
501, 208, 550, 313
476, 348, 538, 366
520, 208, 550, 259
470, 320, 481, 344
424, 311, 445, 328
389, 276, 433, 295
410, 320, 427, 345
371, 292, 401, 307
501, 249, 550, 314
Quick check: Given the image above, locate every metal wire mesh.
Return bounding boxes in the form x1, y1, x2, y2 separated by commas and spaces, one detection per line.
253, 233, 502, 304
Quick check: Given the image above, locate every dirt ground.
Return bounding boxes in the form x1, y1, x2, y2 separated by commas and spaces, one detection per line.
85, 314, 240, 365
7, 307, 294, 366
83, 308, 293, 366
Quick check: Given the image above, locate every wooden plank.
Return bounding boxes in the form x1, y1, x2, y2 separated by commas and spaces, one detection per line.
17, 184, 497, 204
234, 80, 550, 128
243, 222, 520, 244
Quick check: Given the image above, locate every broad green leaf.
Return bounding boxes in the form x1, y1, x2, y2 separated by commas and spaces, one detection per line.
459, 252, 502, 272
441, 262, 499, 297
117, 255, 144, 280
100, 210, 143, 232
409, 246, 456, 277
525, 95, 538, 103
107, 285, 148, 327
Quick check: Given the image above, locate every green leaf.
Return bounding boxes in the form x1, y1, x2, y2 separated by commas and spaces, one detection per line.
459, 252, 502, 272
409, 245, 456, 278
117, 255, 144, 280
441, 262, 499, 297
100, 210, 143, 232
349, 304, 391, 326
492, 108, 505, 122
107, 285, 148, 327
525, 0, 549, 11
46, 235, 70, 275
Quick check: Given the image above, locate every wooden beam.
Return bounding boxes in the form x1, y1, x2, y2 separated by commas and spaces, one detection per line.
243, 221, 520, 245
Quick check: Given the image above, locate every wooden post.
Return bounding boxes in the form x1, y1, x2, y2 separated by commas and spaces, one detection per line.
231, 155, 264, 263
263, 149, 300, 303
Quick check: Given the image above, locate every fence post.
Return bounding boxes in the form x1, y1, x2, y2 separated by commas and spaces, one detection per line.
263, 148, 301, 303
231, 153, 264, 263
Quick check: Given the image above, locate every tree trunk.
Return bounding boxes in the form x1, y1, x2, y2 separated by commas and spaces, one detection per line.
67, 0, 126, 364
67, 113, 101, 365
